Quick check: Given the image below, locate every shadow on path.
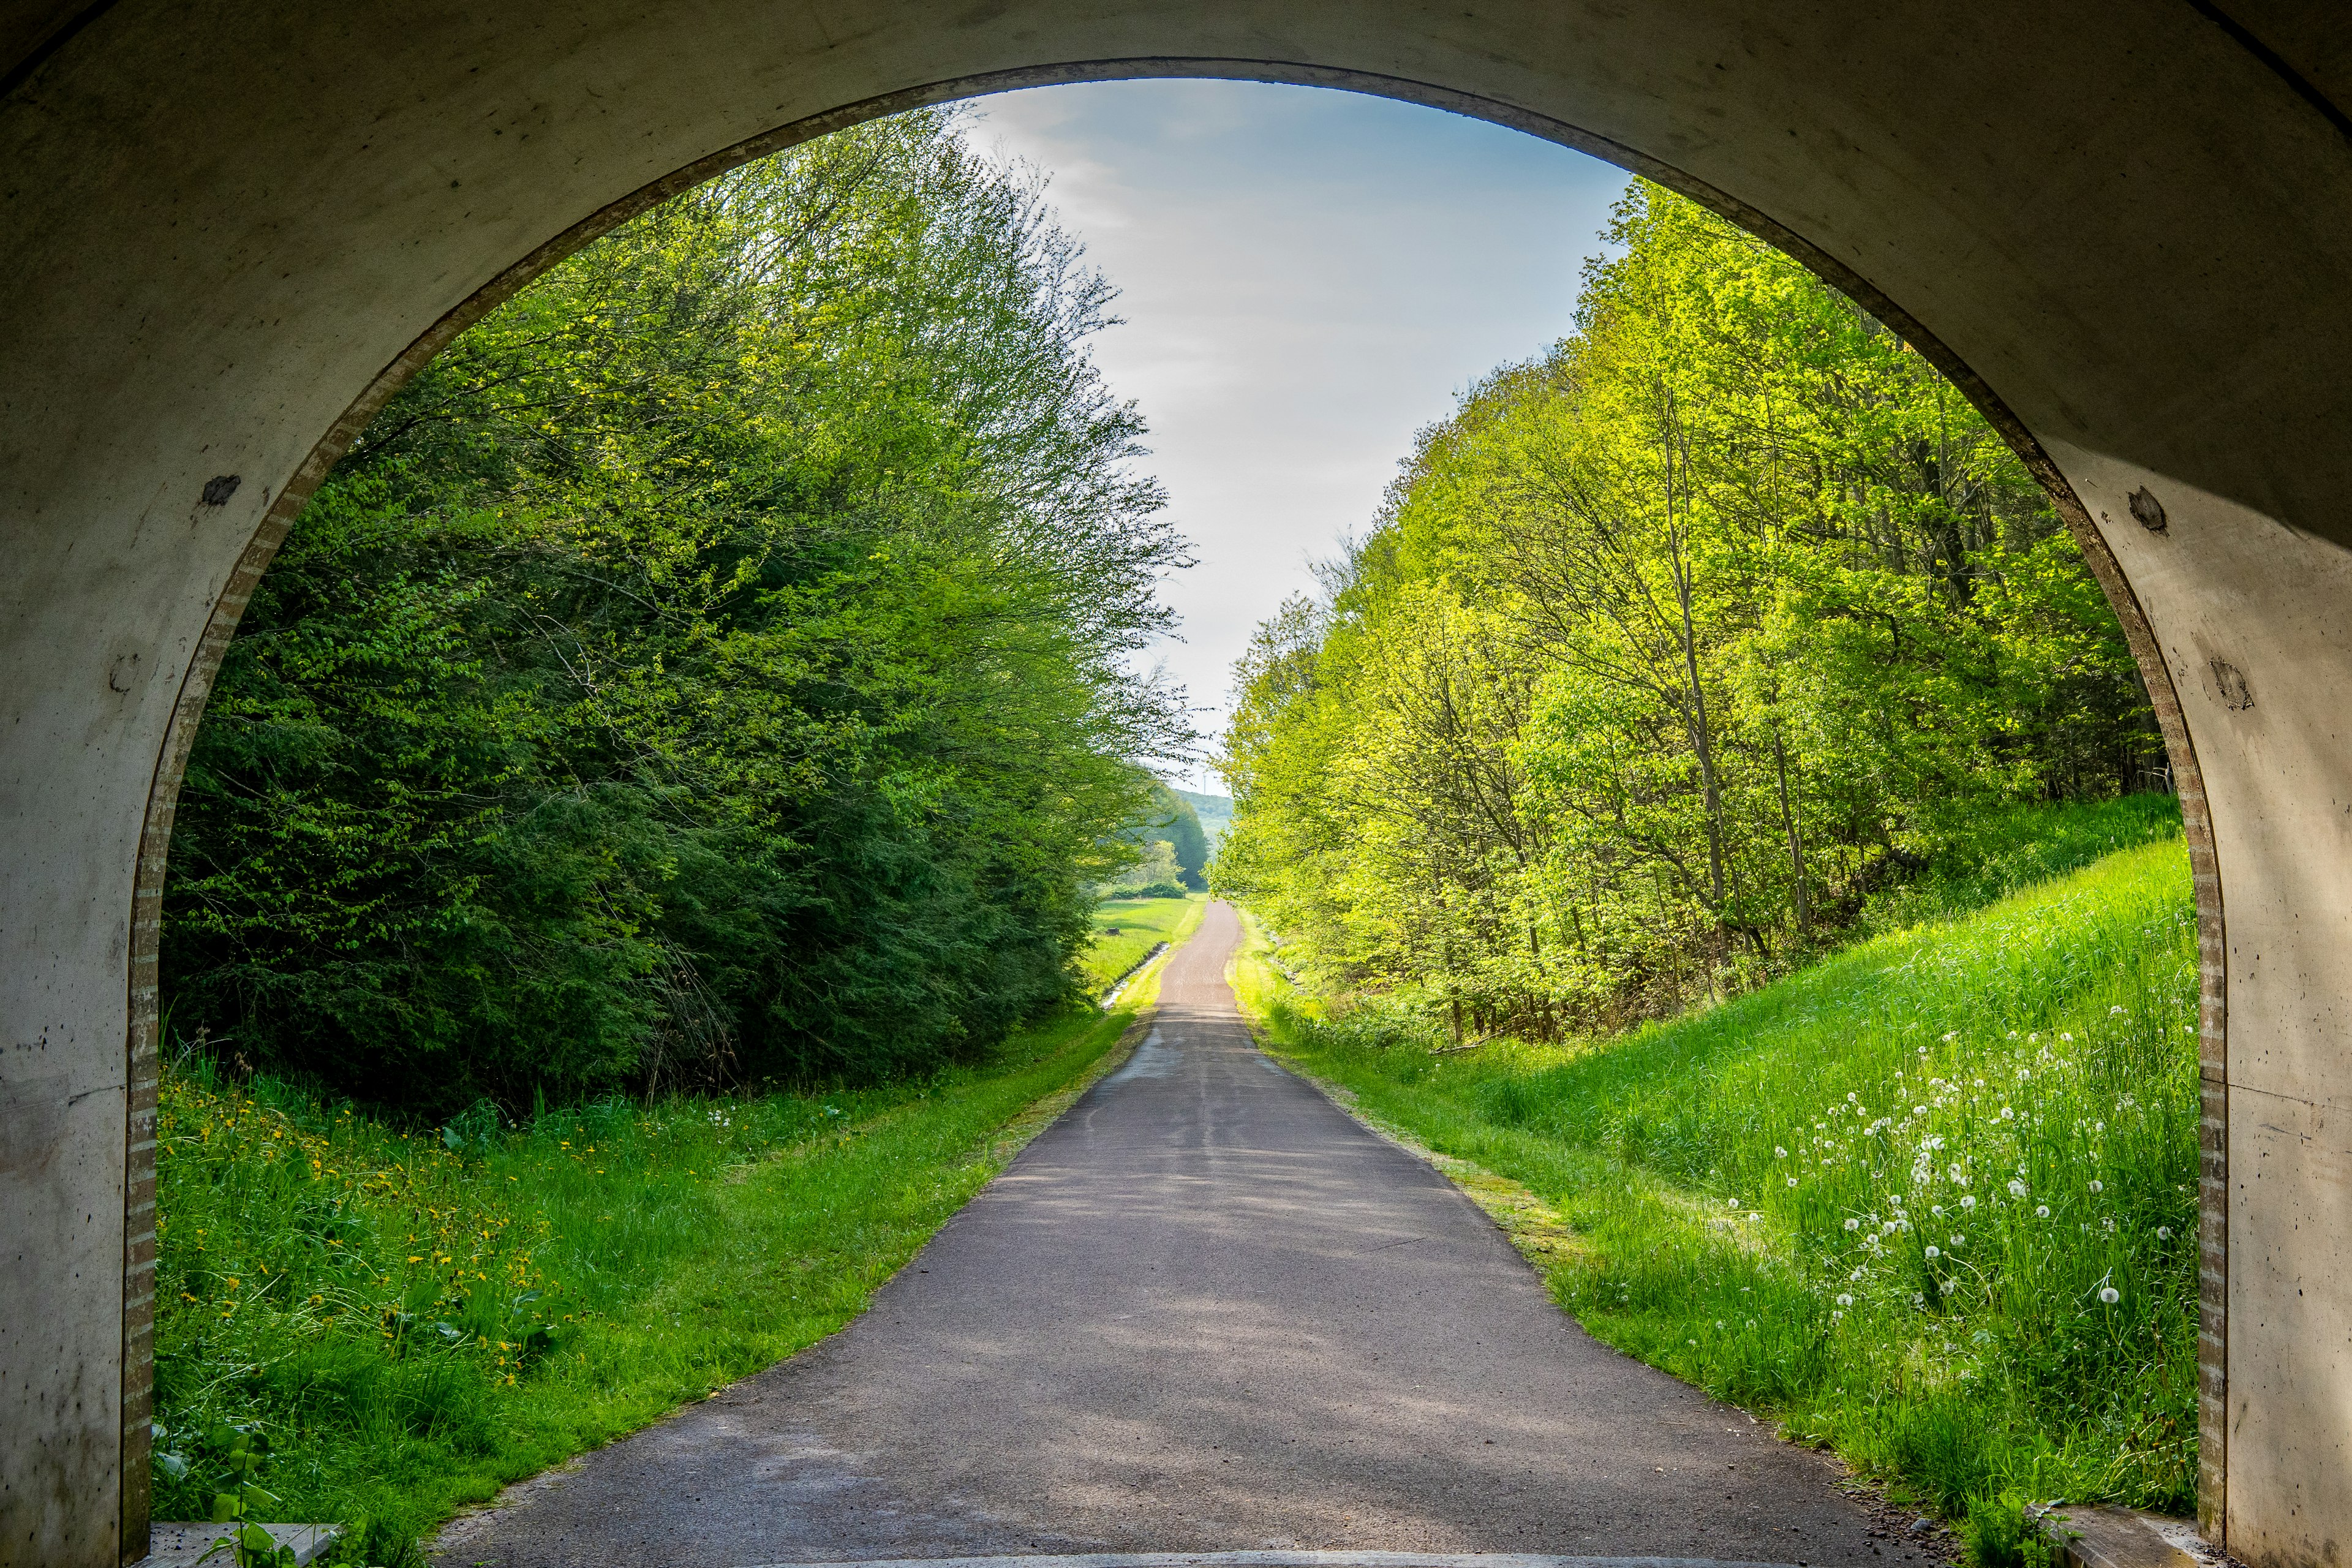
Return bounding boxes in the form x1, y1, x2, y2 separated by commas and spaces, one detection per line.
435, 903, 1909, 1568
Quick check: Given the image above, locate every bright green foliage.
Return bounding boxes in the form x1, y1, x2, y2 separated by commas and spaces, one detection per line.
1236, 813, 2198, 1559
150, 999, 1145, 1547
1216, 181, 2161, 1035
164, 111, 1188, 1109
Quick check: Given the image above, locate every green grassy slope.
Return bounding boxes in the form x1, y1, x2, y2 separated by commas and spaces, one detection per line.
1084, 894, 1206, 992
151, 964, 1182, 1556
1234, 829, 2198, 1566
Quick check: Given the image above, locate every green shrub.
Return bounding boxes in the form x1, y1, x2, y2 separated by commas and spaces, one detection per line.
163, 109, 1185, 1112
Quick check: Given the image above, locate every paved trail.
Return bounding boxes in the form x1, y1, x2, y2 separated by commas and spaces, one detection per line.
437, 903, 1914, 1568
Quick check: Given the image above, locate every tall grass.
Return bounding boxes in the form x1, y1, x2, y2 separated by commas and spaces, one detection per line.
1235, 826, 2198, 1565
152, 988, 1158, 1552
1855, 794, 2185, 937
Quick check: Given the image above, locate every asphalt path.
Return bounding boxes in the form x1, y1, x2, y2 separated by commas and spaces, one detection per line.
435, 902, 1916, 1568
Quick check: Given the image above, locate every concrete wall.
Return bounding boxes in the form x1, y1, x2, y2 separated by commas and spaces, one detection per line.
1, 3, 2346, 1564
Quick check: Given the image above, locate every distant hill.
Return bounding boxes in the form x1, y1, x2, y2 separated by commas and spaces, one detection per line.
1174, 787, 1234, 850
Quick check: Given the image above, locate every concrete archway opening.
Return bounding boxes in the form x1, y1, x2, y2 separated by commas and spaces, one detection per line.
2, 7, 2345, 1565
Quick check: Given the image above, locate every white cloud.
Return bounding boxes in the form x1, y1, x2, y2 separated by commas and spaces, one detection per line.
971, 79, 1630, 778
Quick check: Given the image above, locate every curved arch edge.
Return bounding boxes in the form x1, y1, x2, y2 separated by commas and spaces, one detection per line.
117, 54, 2234, 1556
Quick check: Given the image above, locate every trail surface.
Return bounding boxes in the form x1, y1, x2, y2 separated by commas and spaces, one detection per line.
437, 903, 1913, 1568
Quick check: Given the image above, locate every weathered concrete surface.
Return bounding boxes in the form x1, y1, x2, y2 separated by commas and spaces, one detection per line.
138, 1523, 339, 1567
2034, 1506, 2217, 1568
430, 905, 1901, 1568
717, 1559, 1811, 1568
4, 4, 2351, 1564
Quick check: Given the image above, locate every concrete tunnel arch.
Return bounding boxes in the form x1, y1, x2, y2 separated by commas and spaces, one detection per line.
2, 5, 2348, 1564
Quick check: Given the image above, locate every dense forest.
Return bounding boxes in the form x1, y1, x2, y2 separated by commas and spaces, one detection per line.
1216, 183, 2163, 1037
162, 111, 1189, 1112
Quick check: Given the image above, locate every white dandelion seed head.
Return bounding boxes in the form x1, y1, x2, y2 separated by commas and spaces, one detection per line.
1950, 1234, 1965, 1247
2089, 1179, 2105, 1193
2036, 1204, 2050, 1218
1942, 1031, 1958, 1042
1942, 1278, 1960, 1294
1787, 1177, 1798, 1188
2000, 1106, 2016, 1120
2157, 1226, 2173, 1240
1836, 1293, 1855, 1307
1961, 1195, 1977, 1210
1845, 1217, 1860, 1231
2008, 1179, 2029, 1198
1932, 1204, 1945, 1217
1776, 1147, 1788, 1158
2099, 1286, 2120, 1305
1924, 1245, 1941, 1259
2061, 1032, 2075, 1042
2110, 1005, 2126, 1016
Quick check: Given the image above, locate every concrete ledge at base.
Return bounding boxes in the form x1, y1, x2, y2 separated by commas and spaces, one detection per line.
137, 1522, 342, 1566
2032, 1505, 2221, 1568
737, 1556, 1805, 1568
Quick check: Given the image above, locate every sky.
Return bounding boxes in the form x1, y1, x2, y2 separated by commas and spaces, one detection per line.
972, 80, 1632, 791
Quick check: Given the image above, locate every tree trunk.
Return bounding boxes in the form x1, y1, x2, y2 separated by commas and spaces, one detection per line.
1772, 723, 1810, 933
1660, 401, 1728, 912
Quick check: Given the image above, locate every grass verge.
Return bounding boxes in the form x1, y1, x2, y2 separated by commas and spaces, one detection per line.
153, 948, 1182, 1558
1231, 832, 2198, 1566
1084, 893, 1207, 993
